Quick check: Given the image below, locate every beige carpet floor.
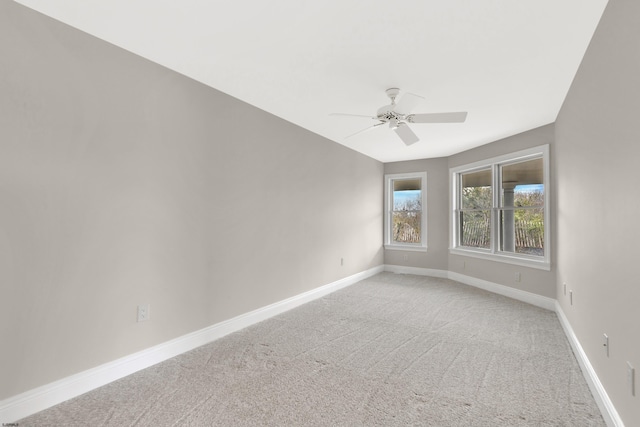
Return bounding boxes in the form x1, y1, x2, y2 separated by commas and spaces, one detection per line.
19, 273, 605, 426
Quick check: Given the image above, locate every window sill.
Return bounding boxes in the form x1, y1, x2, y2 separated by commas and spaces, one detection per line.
449, 247, 550, 271
385, 245, 428, 252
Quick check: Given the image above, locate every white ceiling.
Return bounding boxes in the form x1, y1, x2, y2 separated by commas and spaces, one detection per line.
14, 0, 608, 162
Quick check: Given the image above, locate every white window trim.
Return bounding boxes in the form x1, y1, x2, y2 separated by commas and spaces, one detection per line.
449, 145, 550, 270
384, 172, 428, 252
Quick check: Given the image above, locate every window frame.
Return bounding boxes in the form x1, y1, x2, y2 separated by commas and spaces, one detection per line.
384, 172, 428, 252
449, 145, 550, 270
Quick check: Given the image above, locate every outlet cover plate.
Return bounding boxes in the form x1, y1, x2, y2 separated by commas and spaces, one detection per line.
137, 304, 150, 322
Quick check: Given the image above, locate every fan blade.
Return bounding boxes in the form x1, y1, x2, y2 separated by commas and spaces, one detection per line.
408, 112, 468, 123
394, 123, 420, 145
345, 122, 385, 139
394, 92, 425, 115
329, 113, 376, 119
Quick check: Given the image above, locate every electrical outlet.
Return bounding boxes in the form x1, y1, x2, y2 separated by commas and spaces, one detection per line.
628, 362, 635, 396
137, 304, 150, 322
563, 283, 566, 296
603, 334, 609, 357
515, 272, 521, 282
463, 260, 466, 269
340, 257, 344, 266
403, 254, 408, 262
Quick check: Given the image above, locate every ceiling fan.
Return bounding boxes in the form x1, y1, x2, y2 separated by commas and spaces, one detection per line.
330, 88, 467, 145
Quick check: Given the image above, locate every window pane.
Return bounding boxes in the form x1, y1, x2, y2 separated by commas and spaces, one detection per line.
393, 189, 421, 210
501, 158, 544, 207
514, 184, 544, 207
393, 178, 421, 211
392, 211, 421, 244
460, 210, 491, 249
461, 169, 492, 209
499, 158, 544, 257
499, 208, 544, 256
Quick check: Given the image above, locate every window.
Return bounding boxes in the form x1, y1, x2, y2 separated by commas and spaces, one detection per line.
385, 172, 427, 251
450, 145, 549, 269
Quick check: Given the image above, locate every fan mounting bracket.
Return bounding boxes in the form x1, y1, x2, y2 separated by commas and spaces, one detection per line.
385, 87, 400, 103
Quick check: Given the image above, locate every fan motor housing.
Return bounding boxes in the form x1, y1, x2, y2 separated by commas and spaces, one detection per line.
376, 104, 398, 121
377, 104, 402, 121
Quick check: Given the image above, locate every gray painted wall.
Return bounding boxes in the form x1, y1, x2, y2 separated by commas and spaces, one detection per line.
555, 0, 640, 424
0, 3, 383, 400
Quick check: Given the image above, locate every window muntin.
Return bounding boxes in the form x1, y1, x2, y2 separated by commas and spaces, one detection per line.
451, 145, 549, 269
385, 172, 427, 250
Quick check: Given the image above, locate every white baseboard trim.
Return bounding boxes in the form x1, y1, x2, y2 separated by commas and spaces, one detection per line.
555, 303, 623, 427
383, 265, 449, 278
383, 265, 555, 311
0, 265, 384, 423
447, 271, 556, 311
